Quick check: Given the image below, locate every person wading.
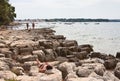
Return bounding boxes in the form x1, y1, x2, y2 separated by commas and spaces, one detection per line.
26, 23, 29, 30
32, 22, 35, 29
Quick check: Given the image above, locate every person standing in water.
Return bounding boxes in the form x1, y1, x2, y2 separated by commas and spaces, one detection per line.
26, 23, 29, 30
32, 22, 35, 29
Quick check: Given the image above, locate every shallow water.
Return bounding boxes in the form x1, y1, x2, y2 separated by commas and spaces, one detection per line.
14, 22, 120, 55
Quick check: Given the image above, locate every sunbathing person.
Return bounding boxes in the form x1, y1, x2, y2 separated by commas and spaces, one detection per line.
36, 59, 53, 73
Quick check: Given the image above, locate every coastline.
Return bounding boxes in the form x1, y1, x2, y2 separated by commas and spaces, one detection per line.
0, 28, 120, 81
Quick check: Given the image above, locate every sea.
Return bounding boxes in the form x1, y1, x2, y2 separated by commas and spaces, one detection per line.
12, 22, 120, 56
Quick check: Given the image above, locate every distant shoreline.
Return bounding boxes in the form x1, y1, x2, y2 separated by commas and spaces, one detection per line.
15, 18, 120, 22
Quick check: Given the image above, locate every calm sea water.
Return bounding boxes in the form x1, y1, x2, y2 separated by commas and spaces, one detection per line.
14, 22, 120, 55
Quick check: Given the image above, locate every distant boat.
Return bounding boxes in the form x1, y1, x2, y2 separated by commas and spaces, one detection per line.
94, 22, 100, 25
64, 22, 73, 25
84, 23, 89, 25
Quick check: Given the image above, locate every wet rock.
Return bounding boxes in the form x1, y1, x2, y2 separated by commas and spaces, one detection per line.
68, 46, 78, 52
39, 40, 53, 49
51, 35, 66, 40
0, 71, 17, 80
75, 51, 89, 60
52, 40, 61, 48
80, 47, 93, 53
104, 59, 118, 69
55, 47, 70, 57
90, 52, 101, 58
78, 44, 93, 52
114, 62, 120, 79
61, 40, 78, 47
116, 52, 120, 58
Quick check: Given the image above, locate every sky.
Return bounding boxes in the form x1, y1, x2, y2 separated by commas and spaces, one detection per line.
10, 0, 120, 19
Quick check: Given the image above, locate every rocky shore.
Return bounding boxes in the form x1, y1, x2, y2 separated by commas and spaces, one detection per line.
0, 28, 120, 81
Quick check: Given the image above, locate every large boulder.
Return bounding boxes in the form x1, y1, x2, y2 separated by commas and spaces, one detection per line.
103, 71, 120, 81
11, 66, 24, 75
58, 62, 76, 79
104, 59, 118, 69
66, 77, 104, 81
0, 60, 10, 70
32, 50, 46, 62
80, 63, 106, 76
22, 61, 38, 72
65, 72, 78, 81
51, 35, 66, 40
76, 66, 93, 77
18, 55, 38, 63
56, 56, 68, 62
38, 68, 62, 81
94, 63, 106, 76
29, 66, 39, 76
10, 40, 37, 47
0, 48, 13, 58
55, 47, 72, 57
17, 75, 36, 81
0, 71, 17, 80
77, 44, 93, 52
75, 51, 89, 60
0, 43, 6, 48
80, 58, 104, 64
44, 49, 57, 61
19, 46, 33, 55
114, 62, 120, 79
0, 53, 5, 58
61, 40, 78, 47
90, 52, 102, 58
68, 46, 78, 52
39, 40, 53, 49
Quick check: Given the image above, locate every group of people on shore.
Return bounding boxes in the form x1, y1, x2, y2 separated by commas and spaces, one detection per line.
26, 22, 35, 30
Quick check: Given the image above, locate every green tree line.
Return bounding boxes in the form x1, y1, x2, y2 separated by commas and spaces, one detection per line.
0, 0, 16, 26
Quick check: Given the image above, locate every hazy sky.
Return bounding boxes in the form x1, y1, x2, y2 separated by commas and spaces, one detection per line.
10, 0, 120, 19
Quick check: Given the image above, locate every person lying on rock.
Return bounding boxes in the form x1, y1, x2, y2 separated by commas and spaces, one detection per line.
36, 59, 53, 73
